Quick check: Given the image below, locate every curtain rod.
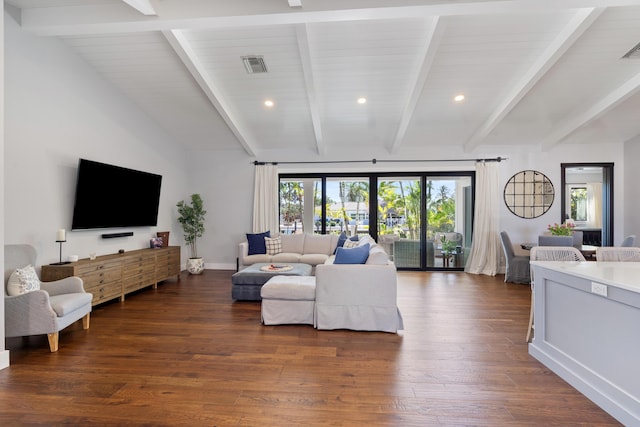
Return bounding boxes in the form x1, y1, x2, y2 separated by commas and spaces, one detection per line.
253, 157, 506, 166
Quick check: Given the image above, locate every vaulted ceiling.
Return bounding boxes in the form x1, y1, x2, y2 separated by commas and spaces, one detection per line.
6, 0, 640, 158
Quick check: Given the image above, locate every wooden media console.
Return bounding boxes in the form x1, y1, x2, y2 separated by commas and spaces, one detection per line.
41, 246, 181, 306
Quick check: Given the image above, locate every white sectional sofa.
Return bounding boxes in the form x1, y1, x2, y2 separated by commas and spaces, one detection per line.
242, 232, 404, 333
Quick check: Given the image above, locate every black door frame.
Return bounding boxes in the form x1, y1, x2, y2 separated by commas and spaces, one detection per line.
560, 163, 614, 247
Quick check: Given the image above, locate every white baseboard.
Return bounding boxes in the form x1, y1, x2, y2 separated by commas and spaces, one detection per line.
0, 350, 10, 370
204, 263, 236, 270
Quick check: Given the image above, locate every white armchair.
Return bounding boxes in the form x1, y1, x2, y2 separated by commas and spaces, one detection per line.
4, 244, 92, 352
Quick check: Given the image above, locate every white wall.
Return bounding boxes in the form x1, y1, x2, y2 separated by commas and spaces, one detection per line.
187, 150, 254, 270
4, 10, 189, 265
1, 2, 9, 370
198, 142, 628, 269
624, 136, 640, 241
497, 144, 625, 249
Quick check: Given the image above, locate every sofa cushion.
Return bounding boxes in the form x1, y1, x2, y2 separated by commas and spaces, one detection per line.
265, 236, 282, 255
281, 234, 305, 254
300, 254, 329, 265
366, 245, 390, 265
7, 265, 41, 296
303, 234, 333, 255
49, 293, 92, 317
334, 243, 370, 264
261, 276, 316, 300
358, 234, 375, 247
247, 231, 270, 255
243, 254, 271, 265
272, 253, 302, 263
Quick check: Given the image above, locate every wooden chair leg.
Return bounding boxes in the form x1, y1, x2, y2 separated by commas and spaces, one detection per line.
82, 313, 91, 330
526, 288, 534, 343
47, 332, 59, 352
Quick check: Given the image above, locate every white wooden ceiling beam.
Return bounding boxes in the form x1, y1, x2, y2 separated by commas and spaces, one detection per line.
463, 7, 603, 152
122, 0, 157, 16
390, 16, 445, 154
295, 24, 324, 155
162, 29, 257, 156
19, 0, 639, 37
541, 72, 640, 150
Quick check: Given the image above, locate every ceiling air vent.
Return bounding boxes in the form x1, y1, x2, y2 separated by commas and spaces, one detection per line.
622, 42, 640, 59
242, 56, 268, 74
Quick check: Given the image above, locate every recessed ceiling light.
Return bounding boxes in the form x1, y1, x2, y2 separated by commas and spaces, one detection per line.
454, 94, 465, 102
357, 97, 367, 104
264, 100, 274, 107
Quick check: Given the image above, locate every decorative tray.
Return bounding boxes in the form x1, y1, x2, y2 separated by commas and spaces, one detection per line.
260, 264, 293, 272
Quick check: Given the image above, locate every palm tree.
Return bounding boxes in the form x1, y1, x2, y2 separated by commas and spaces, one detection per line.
347, 182, 369, 235
279, 181, 303, 228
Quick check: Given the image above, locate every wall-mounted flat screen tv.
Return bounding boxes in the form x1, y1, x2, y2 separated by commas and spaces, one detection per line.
71, 158, 162, 230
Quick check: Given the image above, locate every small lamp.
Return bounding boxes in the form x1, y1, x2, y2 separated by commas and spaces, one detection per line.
51, 228, 71, 265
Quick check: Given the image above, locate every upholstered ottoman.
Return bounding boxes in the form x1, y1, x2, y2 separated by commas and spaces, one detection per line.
260, 275, 316, 325
232, 262, 313, 301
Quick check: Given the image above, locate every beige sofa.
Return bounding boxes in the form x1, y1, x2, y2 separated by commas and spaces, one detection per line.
238, 233, 341, 270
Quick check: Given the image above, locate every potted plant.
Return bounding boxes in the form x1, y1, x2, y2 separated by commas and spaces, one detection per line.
176, 194, 207, 274
547, 222, 575, 236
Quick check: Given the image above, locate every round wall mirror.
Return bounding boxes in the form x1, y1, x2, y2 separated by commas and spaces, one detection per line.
504, 170, 554, 219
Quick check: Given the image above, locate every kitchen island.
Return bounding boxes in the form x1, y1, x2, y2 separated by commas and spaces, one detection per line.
529, 261, 640, 426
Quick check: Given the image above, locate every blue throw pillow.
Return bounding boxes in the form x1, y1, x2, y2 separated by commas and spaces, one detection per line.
334, 231, 348, 254
334, 243, 370, 264
246, 231, 270, 255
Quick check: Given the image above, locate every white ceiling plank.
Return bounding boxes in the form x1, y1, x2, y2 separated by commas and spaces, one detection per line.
541, 71, 640, 150
390, 16, 446, 154
295, 24, 324, 155
463, 7, 604, 152
19, 0, 640, 36
122, 0, 156, 16
162, 29, 257, 156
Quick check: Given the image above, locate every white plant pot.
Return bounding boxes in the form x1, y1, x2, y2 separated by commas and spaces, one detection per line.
187, 257, 204, 274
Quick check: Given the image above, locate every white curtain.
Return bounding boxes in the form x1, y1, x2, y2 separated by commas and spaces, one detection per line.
465, 161, 501, 276
253, 164, 279, 234
586, 182, 602, 228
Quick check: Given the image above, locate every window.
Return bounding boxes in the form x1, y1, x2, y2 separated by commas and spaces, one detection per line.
569, 186, 588, 222
279, 171, 474, 271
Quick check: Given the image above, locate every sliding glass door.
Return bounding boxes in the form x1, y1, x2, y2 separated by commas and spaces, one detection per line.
280, 171, 474, 270
425, 176, 473, 269
326, 177, 370, 236
377, 177, 423, 268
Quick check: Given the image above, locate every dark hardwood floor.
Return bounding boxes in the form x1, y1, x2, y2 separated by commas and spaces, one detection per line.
0, 270, 620, 426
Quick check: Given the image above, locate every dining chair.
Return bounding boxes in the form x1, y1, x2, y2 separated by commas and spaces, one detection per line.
621, 235, 636, 247
527, 246, 586, 343
595, 246, 640, 261
537, 235, 574, 246
499, 231, 530, 284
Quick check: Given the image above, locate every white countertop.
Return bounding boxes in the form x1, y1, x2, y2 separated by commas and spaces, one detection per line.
530, 261, 640, 294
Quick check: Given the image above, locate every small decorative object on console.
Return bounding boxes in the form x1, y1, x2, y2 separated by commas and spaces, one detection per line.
156, 231, 169, 247
150, 237, 163, 248
260, 264, 294, 272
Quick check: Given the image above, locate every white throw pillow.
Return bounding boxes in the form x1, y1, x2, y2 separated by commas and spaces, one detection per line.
265, 236, 283, 255
7, 265, 41, 296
